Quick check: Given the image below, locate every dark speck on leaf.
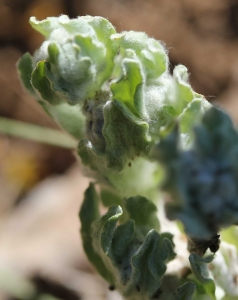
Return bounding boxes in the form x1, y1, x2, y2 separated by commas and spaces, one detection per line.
128, 162, 131, 167
136, 285, 140, 292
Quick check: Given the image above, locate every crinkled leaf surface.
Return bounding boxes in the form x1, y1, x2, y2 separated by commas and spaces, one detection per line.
29, 15, 117, 103
79, 183, 176, 300
79, 183, 114, 283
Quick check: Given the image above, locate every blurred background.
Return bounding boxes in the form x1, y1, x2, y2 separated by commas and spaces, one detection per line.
1, 0, 238, 299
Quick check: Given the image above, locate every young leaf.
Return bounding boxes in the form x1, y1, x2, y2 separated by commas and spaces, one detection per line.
79, 183, 176, 300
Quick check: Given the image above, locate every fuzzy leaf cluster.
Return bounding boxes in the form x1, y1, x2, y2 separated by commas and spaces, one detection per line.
79, 183, 184, 299
17, 15, 117, 140
153, 107, 238, 239
18, 15, 211, 198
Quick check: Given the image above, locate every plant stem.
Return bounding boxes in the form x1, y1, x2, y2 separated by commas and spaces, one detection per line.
0, 117, 77, 149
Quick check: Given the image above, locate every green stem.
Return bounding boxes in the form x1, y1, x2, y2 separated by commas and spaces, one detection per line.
0, 117, 77, 149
